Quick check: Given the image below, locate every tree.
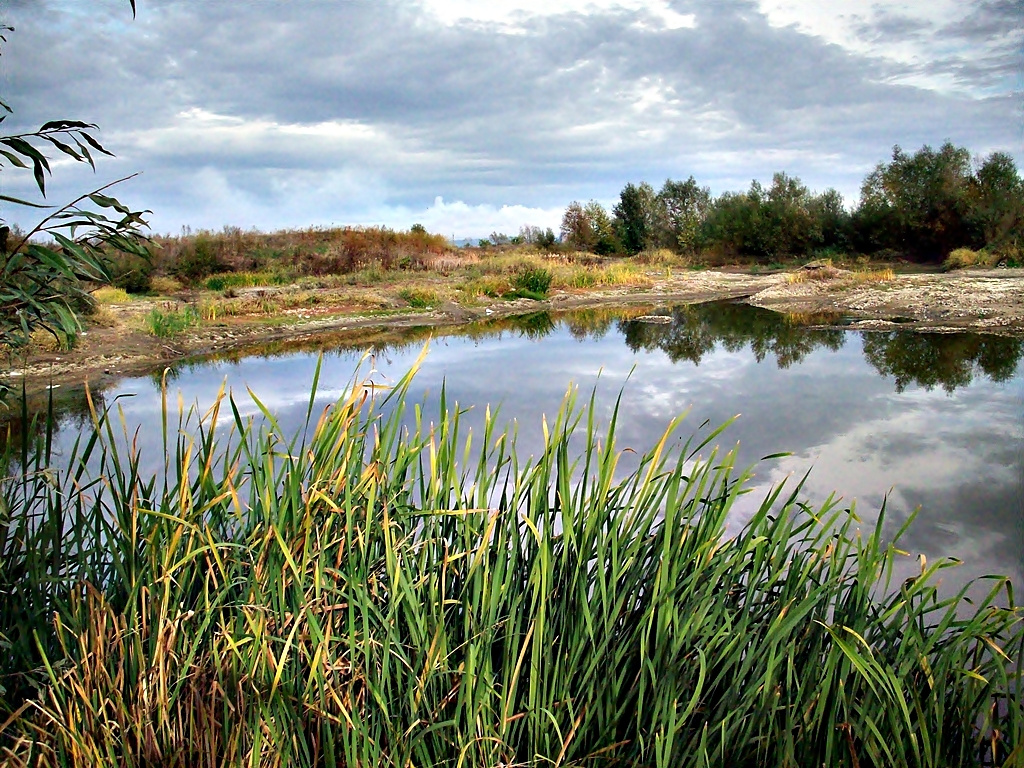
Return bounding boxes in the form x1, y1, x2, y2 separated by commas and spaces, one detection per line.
808, 188, 851, 252
0, 4, 149, 382
762, 172, 818, 257
560, 201, 593, 251
584, 200, 618, 254
658, 176, 710, 253
535, 227, 557, 251
966, 151, 1024, 252
853, 142, 973, 260
613, 182, 660, 255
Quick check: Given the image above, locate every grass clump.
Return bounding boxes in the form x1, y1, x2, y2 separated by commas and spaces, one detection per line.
848, 267, 897, 284
459, 275, 509, 299
944, 247, 995, 271
511, 265, 553, 299
635, 247, 687, 267
1, 354, 1022, 767
398, 287, 439, 308
145, 304, 201, 337
91, 286, 131, 304
204, 270, 291, 291
787, 259, 841, 284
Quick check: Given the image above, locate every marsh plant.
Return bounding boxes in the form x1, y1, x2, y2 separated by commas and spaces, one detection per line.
511, 266, 553, 299
145, 304, 201, 338
0, 351, 1022, 767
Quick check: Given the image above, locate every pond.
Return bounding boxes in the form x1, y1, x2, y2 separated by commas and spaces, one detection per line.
9, 300, 1024, 593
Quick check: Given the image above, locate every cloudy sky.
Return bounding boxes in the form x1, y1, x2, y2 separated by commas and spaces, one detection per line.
2, 0, 1021, 237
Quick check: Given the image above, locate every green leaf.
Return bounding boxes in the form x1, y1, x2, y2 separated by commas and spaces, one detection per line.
88, 193, 121, 210
79, 131, 114, 157
39, 119, 96, 132
0, 194, 51, 209
0, 136, 50, 169
42, 135, 84, 162
0, 148, 29, 168
72, 137, 95, 170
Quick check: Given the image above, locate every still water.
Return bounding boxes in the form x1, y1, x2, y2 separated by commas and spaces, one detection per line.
18, 301, 1024, 591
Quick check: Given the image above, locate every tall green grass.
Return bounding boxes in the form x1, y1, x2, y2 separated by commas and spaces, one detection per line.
145, 304, 201, 338
0, 351, 1021, 766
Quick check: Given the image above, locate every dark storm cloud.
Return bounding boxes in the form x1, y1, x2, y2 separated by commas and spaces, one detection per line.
1, 0, 1020, 233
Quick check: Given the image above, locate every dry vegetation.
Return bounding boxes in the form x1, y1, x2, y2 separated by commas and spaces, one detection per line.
83, 225, 672, 343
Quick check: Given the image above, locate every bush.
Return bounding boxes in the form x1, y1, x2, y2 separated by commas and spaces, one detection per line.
173, 234, 225, 282
106, 252, 153, 294
943, 247, 993, 271
512, 266, 553, 298
150, 275, 184, 295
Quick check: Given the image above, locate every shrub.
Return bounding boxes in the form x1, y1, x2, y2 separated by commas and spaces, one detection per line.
512, 266, 553, 298
943, 247, 994, 270
150, 275, 184, 295
107, 253, 153, 294
173, 233, 225, 282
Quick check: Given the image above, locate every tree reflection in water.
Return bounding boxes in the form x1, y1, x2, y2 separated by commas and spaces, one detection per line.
861, 331, 1023, 393
619, 303, 845, 369
607, 302, 1022, 393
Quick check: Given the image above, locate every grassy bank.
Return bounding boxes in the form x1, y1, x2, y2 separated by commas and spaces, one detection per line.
1, 354, 1021, 767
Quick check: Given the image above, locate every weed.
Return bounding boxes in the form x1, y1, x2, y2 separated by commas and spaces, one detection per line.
398, 287, 439, 308
145, 304, 201, 337
92, 286, 131, 304
848, 268, 896, 284
512, 266, 553, 298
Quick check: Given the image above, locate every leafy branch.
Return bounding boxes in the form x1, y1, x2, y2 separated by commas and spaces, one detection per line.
0, 1, 148, 394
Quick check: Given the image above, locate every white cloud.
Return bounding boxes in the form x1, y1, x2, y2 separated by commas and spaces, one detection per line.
410, 196, 564, 240
4, 0, 1019, 233
755, 0, 1020, 94
421, 0, 694, 28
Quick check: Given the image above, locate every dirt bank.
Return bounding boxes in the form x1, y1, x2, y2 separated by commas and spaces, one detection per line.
4, 267, 1023, 396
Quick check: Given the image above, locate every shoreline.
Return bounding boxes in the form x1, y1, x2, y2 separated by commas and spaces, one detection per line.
4, 267, 1024, 397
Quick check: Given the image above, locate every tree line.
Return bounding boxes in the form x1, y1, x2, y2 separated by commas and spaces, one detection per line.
559, 143, 1024, 263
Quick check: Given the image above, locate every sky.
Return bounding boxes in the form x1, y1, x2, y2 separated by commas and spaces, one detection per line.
2, 0, 1022, 238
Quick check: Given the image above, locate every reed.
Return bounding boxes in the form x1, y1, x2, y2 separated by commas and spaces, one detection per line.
145, 304, 201, 338
0, 351, 1021, 767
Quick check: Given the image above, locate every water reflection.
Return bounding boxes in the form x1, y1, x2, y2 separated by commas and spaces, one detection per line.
2, 301, 1021, 598
152, 303, 1022, 396
862, 331, 1023, 393
619, 303, 846, 368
